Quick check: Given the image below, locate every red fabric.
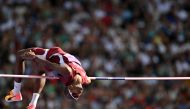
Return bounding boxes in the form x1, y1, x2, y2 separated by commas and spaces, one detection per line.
46, 47, 66, 59
31, 48, 46, 55
32, 47, 88, 86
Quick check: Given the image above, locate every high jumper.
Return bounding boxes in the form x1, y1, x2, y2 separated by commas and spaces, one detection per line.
4, 47, 91, 109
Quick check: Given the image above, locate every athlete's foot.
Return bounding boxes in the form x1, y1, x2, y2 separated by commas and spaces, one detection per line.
27, 104, 36, 109
5, 90, 23, 102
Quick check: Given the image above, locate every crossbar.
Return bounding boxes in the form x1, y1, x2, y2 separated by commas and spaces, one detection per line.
0, 74, 59, 79
0, 74, 190, 80
89, 77, 190, 80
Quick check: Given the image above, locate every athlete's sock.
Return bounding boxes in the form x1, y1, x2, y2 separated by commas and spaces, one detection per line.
13, 81, 21, 93
30, 93, 40, 106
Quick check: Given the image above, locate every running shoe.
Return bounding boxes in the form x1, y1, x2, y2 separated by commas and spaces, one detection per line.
5, 90, 22, 102
27, 104, 36, 109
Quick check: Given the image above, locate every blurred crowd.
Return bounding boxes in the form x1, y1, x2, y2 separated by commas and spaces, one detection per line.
0, 0, 190, 109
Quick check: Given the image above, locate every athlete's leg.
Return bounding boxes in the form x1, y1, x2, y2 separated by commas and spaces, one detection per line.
14, 48, 46, 109
33, 72, 46, 93
4, 49, 29, 102
27, 61, 46, 109
15, 49, 27, 82
32, 59, 47, 93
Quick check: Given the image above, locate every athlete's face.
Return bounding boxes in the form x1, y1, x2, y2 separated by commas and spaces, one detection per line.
68, 74, 83, 100
68, 83, 83, 100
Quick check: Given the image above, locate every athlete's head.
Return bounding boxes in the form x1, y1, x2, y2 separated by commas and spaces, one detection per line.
67, 74, 83, 100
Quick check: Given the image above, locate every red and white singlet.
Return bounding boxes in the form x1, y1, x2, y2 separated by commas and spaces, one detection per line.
31, 47, 89, 86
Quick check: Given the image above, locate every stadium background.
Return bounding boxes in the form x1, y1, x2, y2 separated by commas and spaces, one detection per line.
0, 0, 190, 109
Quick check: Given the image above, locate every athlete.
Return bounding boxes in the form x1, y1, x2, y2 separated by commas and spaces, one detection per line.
5, 47, 91, 109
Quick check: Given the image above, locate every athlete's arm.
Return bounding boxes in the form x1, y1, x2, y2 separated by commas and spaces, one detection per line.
17, 48, 71, 75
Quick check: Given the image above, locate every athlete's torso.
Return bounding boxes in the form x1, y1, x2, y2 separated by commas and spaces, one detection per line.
31, 47, 88, 86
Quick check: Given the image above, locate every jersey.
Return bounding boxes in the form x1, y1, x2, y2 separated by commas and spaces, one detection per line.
31, 47, 89, 86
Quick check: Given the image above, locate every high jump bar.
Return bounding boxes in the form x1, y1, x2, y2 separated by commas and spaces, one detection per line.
0, 74, 190, 80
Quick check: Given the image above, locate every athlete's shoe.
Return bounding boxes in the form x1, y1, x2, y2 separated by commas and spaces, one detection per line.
5, 90, 22, 102
27, 104, 36, 109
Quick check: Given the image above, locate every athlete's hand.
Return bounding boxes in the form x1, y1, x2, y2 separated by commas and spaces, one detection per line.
21, 50, 36, 60
86, 77, 91, 84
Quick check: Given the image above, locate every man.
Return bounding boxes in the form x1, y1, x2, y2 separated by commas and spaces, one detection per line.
5, 47, 91, 109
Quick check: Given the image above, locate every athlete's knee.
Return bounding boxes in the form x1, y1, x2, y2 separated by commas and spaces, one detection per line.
16, 49, 25, 60
16, 49, 28, 58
